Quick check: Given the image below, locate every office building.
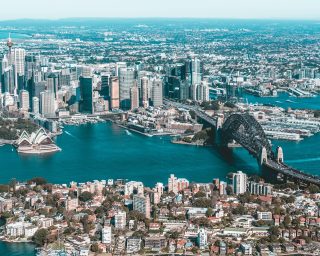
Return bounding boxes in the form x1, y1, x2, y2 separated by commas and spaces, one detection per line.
40, 91, 55, 117
3, 66, 14, 94
141, 77, 149, 108
101, 73, 110, 98
197, 81, 210, 101
119, 68, 135, 109
110, 77, 120, 109
152, 78, 163, 107
19, 89, 29, 111
191, 57, 201, 85
13, 48, 26, 93
47, 73, 59, 99
79, 76, 93, 114
115, 62, 127, 77
130, 85, 139, 110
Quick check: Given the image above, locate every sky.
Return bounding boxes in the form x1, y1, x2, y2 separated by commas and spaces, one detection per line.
0, 0, 319, 20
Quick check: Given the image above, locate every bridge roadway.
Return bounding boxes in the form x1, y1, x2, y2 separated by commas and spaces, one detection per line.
265, 160, 320, 186
164, 99, 320, 186
163, 99, 217, 126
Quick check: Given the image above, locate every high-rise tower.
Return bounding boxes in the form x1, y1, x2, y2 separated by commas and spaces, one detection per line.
7, 33, 13, 66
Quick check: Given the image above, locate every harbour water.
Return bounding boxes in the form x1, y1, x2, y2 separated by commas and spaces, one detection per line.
0, 242, 35, 256
0, 95, 319, 255
243, 92, 320, 110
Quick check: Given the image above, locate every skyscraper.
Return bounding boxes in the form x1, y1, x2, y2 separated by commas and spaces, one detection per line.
3, 66, 14, 94
40, 91, 55, 117
119, 68, 135, 110
47, 73, 59, 99
141, 77, 149, 108
232, 171, 247, 195
152, 79, 163, 107
19, 90, 29, 111
13, 48, 26, 94
101, 73, 111, 99
197, 81, 209, 102
110, 77, 120, 110
79, 76, 93, 114
130, 85, 139, 110
6, 34, 13, 66
32, 97, 39, 114
115, 62, 127, 77
191, 57, 201, 85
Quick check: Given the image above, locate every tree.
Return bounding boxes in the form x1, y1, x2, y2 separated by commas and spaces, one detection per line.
166, 231, 180, 239
308, 184, 320, 194
91, 242, 101, 253
226, 186, 233, 195
232, 205, 247, 215
206, 207, 213, 217
79, 191, 93, 202
269, 226, 280, 237
285, 195, 296, 204
33, 229, 49, 246
194, 191, 206, 198
291, 218, 299, 227
238, 192, 252, 204
193, 198, 212, 208
28, 177, 48, 185
283, 215, 291, 228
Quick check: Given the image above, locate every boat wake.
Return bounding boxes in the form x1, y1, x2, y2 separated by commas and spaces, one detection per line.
286, 99, 296, 103
65, 131, 77, 139
126, 130, 133, 136
287, 157, 320, 164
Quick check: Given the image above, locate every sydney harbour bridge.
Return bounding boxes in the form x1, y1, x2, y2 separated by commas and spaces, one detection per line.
165, 100, 320, 186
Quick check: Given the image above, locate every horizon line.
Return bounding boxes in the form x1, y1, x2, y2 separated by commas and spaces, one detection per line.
0, 17, 320, 22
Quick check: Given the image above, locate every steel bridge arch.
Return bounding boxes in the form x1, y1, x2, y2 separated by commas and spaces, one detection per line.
221, 113, 273, 158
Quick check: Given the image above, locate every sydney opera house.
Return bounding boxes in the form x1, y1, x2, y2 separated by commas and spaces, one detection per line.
15, 128, 61, 154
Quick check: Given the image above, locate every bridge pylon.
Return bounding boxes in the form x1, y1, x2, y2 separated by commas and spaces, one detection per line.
259, 147, 268, 166
214, 117, 224, 145
276, 146, 284, 163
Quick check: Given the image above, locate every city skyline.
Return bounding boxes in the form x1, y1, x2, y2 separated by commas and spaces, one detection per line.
0, 0, 320, 20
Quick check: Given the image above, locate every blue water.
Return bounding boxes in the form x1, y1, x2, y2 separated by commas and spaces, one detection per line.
0, 122, 258, 186
0, 31, 30, 40
243, 92, 320, 110
0, 242, 35, 256
0, 96, 319, 255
